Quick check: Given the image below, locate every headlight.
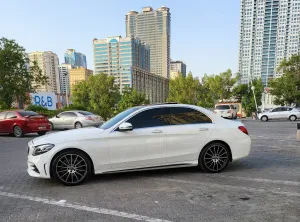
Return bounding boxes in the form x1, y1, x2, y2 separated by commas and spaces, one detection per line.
32, 144, 55, 156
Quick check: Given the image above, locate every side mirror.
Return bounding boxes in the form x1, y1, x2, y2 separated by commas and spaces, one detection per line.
56, 115, 60, 118
119, 122, 133, 131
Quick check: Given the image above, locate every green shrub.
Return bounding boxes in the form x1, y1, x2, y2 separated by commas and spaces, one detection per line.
26, 104, 48, 112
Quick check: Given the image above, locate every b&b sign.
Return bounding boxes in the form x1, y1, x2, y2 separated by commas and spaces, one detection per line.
30, 92, 57, 110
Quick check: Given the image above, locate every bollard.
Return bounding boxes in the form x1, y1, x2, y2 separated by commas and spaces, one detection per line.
297, 123, 300, 141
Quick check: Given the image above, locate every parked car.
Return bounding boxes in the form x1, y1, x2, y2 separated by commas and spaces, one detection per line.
214, 104, 237, 119
49, 110, 103, 130
27, 103, 251, 186
258, 106, 300, 121
0, 110, 50, 137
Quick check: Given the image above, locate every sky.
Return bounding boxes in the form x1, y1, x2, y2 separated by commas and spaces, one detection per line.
0, 0, 240, 78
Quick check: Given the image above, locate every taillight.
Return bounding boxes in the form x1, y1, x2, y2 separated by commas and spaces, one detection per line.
85, 116, 93, 120
238, 126, 249, 135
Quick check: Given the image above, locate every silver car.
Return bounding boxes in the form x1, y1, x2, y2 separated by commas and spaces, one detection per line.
49, 111, 103, 130
258, 106, 300, 122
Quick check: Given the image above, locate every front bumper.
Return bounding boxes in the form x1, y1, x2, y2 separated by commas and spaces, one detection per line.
27, 142, 51, 179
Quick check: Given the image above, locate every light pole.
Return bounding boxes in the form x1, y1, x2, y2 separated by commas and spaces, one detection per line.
65, 73, 69, 107
251, 85, 258, 113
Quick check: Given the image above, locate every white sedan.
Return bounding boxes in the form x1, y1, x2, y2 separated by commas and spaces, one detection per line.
258, 106, 300, 121
27, 104, 251, 186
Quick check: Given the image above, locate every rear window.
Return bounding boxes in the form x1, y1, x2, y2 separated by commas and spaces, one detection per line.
78, 111, 94, 116
215, 105, 230, 110
18, 111, 39, 117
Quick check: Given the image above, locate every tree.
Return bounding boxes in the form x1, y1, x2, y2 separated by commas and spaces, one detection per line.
72, 80, 90, 109
0, 38, 48, 109
201, 69, 238, 102
72, 74, 120, 121
269, 54, 300, 106
232, 78, 264, 116
117, 87, 149, 113
167, 72, 201, 104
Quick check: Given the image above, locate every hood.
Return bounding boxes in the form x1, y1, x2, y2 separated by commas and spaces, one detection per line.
32, 127, 105, 146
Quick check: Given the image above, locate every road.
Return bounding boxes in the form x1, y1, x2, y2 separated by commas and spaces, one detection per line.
0, 120, 299, 222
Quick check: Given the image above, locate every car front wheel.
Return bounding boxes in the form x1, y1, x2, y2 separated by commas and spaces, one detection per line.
261, 116, 268, 122
13, 126, 23, 138
289, 115, 297, 121
198, 142, 230, 173
52, 150, 92, 186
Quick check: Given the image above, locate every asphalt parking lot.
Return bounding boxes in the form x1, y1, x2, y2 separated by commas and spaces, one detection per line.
0, 120, 300, 222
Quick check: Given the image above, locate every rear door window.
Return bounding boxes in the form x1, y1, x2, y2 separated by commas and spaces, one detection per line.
5, 112, 17, 119
169, 107, 212, 125
0, 112, 6, 120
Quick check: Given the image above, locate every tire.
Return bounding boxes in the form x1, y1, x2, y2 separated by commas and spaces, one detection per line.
52, 150, 92, 186
289, 115, 297, 121
198, 142, 230, 173
38, 131, 47, 136
74, 122, 83, 129
13, 126, 23, 138
261, 116, 268, 122
50, 122, 54, 130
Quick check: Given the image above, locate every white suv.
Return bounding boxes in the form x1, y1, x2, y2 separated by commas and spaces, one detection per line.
214, 104, 237, 119
258, 106, 300, 121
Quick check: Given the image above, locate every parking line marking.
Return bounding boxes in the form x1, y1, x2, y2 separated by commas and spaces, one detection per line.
209, 175, 300, 186
155, 178, 300, 197
0, 189, 172, 222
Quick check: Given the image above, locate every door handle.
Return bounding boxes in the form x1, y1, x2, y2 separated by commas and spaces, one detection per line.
152, 130, 163, 134
199, 128, 209, 131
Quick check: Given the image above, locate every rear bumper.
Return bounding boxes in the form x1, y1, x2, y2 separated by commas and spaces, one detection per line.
24, 123, 51, 133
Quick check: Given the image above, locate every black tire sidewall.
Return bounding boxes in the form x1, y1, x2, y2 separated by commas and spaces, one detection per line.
261, 116, 268, 122
38, 131, 46, 136
52, 150, 92, 186
13, 126, 23, 138
289, 115, 297, 121
198, 143, 230, 173
75, 122, 82, 129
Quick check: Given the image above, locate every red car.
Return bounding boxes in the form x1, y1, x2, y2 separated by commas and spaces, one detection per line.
0, 110, 51, 137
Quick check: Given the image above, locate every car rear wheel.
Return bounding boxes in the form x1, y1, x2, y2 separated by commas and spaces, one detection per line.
52, 150, 92, 186
289, 115, 297, 121
74, 122, 83, 129
198, 142, 230, 173
38, 131, 47, 136
261, 116, 268, 122
13, 126, 23, 138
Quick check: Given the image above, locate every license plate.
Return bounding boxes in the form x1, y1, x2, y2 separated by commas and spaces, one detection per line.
38, 126, 46, 130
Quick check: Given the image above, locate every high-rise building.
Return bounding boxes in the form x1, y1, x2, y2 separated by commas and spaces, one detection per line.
28, 51, 60, 93
238, 0, 300, 87
58, 64, 74, 95
93, 36, 168, 103
64, 49, 87, 68
93, 36, 150, 90
126, 6, 171, 78
69, 67, 93, 93
170, 60, 186, 77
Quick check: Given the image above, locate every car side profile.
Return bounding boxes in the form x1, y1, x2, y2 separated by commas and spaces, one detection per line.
49, 110, 103, 130
258, 106, 300, 121
0, 110, 50, 137
27, 104, 251, 186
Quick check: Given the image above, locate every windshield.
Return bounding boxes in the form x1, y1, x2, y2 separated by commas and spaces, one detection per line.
215, 105, 230, 110
18, 111, 39, 117
100, 107, 141, 129
78, 111, 94, 116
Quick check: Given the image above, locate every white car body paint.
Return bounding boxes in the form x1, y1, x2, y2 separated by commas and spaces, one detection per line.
27, 104, 251, 179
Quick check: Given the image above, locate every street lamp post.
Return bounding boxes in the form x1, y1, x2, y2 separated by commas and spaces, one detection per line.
251, 85, 258, 113
65, 73, 69, 107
